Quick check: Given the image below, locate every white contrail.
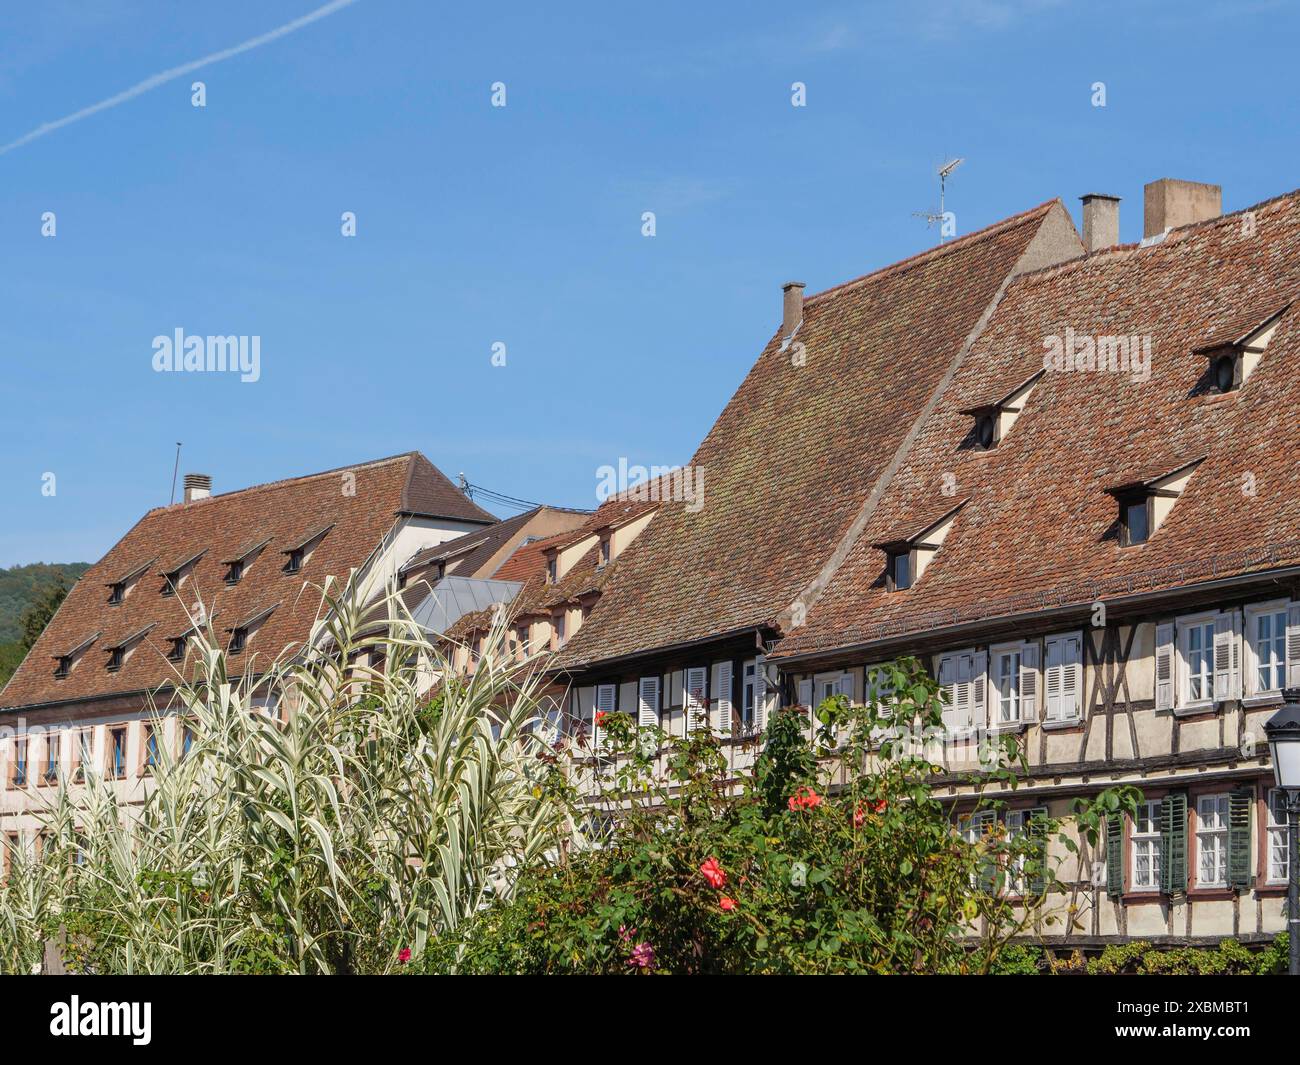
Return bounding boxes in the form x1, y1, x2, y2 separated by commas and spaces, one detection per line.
0, 0, 362, 157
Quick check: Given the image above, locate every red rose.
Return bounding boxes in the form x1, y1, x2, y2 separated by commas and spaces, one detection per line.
398, 948, 411, 964
700, 857, 726, 889
719, 896, 737, 912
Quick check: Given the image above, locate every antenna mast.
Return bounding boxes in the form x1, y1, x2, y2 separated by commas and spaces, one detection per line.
912, 157, 964, 242
169, 442, 182, 505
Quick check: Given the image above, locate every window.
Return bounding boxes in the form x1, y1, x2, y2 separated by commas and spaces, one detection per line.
285, 548, 304, 574
1183, 618, 1214, 702
180, 721, 195, 759
546, 557, 557, 584
1123, 498, 1150, 546
1043, 634, 1082, 722
142, 725, 160, 775
226, 559, 244, 584
72, 730, 91, 783
936, 649, 985, 731
1268, 790, 1290, 885
168, 635, 187, 662
42, 733, 60, 785
9, 737, 27, 787
1132, 801, 1162, 891
594, 683, 617, 749
55, 655, 72, 679
1005, 808, 1048, 895
599, 536, 611, 565
888, 551, 911, 591
1169, 613, 1232, 710
741, 662, 756, 731
991, 645, 1032, 724
552, 613, 566, 649
1246, 601, 1292, 699
109, 582, 125, 605
106, 727, 128, 779
229, 628, 247, 655
107, 647, 124, 672
1196, 794, 1229, 888
161, 572, 179, 597
514, 626, 528, 656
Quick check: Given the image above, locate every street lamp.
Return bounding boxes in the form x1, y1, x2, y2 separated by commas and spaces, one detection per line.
1264, 689, 1300, 976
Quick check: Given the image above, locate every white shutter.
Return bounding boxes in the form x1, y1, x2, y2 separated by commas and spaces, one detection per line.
753, 656, 768, 731
637, 676, 660, 727
595, 684, 616, 750
1044, 638, 1063, 721
938, 656, 959, 729
969, 652, 987, 729
1213, 611, 1240, 702
1019, 642, 1039, 720
1155, 623, 1175, 711
716, 662, 733, 734
798, 677, 813, 708
1060, 636, 1081, 719
835, 672, 855, 702
1287, 604, 1300, 689
686, 667, 708, 732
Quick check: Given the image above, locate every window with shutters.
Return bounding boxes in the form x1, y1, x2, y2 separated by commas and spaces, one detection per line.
1267, 789, 1289, 885
637, 676, 660, 728
741, 663, 756, 731
1005, 807, 1049, 896
1244, 600, 1293, 703
1176, 613, 1218, 709
684, 667, 708, 732
594, 684, 616, 750
990, 642, 1038, 726
1132, 800, 1162, 891
1195, 793, 1229, 888
1042, 633, 1082, 724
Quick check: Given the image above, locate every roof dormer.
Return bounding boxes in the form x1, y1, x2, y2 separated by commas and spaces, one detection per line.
1106, 457, 1203, 547
960, 369, 1043, 450
1193, 304, 1289, 395
873, 501, 966, 591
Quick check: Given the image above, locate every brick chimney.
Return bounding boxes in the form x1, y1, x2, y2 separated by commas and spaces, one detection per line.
183, 473, 212, 502
1079, 193, 1120, 253
782, 281, 805, 339
1143, 179, 1222, 238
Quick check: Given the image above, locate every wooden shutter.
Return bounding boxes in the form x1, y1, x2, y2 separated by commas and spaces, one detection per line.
1044, 638, 1063, 720
938, 656, 960, 729
1213, 611, 1241, 702
1155, 623, 1176, 712
1060, 636, 1081, 719
685, 667, 708, 732
594, 684, 616, 750
797, 677, 812, 709
1160, 792, 1188, 895
716, 662, 733, 734
1105, 813, 1124, 898
970, 651, 987, 729
637, 676, 660, 727
753, 656, 767, 731
1019, 643, 1039, 720
1228, 788, 1254, 891
1287, 604, 1300, 688
1027, 807, 1049, 895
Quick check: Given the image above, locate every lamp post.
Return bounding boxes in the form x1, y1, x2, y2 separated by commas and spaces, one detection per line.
1264, 689, 1300, 976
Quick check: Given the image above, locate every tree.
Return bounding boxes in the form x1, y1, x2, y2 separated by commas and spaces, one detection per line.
19, 577, 68, 653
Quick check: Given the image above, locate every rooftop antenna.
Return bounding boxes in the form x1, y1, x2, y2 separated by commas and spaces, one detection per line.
912, 157, 964, 242
458, 472, 471, 498
169, 442, 182, 505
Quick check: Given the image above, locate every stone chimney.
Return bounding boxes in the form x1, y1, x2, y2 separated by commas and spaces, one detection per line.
1079, 193, 1120, 253
183, 473, 212, 503
782, 281, 805, 339
1143, 179, 1221, 238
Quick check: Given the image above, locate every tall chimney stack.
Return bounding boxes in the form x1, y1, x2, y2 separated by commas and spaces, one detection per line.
1143, 179, 1221, 239
1079, 193, 1120, 253
183, 473, 212, 503
782, 281, 805, 339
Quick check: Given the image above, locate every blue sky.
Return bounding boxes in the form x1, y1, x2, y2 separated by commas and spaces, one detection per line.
1, 0, 1295, 566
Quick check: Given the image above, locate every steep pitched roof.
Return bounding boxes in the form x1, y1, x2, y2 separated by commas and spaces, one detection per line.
399, 453, 497, 524
776, 188, 1300, 660
400, 504, 591, 581
557, 201, 1079, 668
1, 453, 483, 710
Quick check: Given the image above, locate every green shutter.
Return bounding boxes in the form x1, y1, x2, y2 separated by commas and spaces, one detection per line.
1105, 813, 1124, 898
1027, 807, 1049, 895
1228, 788, 1254, 891
1160, 793, 1188, 895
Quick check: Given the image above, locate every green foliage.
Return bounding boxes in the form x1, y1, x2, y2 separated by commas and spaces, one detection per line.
988, 943, 1045, 974
437, 657, 1133, 974
1086, 936, 1285, 975
0, 562, 87, 687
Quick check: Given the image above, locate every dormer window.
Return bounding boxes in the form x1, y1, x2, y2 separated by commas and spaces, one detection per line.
229, 628, 247, 654
282, 525, 333, 576
222, 538, 268, 586
546, 556, 557, 584
105, 624, 155, 672
873, 502, 966, 593
1107, 458, 1203, 548
168, 635, 188, 662
55, 655, 72, 678
109, 583, 125, 605
600, 536, 611, 566
226, 559, 244, 584
960, 370, 1043, 451
107, 648, 124, 672
1194, 305, 1289, 394
159, 550, 205, 597
226, 603, 276, 656
105, 558, 155, 606
51, 631, 99, 680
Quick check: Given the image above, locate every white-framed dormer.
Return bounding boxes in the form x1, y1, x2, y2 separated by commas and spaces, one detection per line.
1243, 599, 1300, 706
959, 369, 1043, 451
1107, 458, 1203, 548
1193, 304, 1290, 394
875, 501, 966, 592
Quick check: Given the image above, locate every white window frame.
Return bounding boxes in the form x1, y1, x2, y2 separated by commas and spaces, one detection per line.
811, 671, 853, 747
1195, 793, 1229, 888
936, 648, 986, 732
1131, 800, 1162, 892
989, 641, 1037, 729
1267, 789, 1289, 886
1244, 599, 1290, 705
1176, 611, 1218, 713
1042, 633, 1082, 726
741, 662, 756, 733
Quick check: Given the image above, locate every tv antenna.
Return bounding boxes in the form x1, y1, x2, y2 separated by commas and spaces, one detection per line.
912, 157, 964, 241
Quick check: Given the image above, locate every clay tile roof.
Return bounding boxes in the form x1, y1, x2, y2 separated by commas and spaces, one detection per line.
555, 200, 1073, 669
776, 189, 1300, 660
402, 508, 544, 577
1, 452, 479, 710
1191, 302, 1291, 353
